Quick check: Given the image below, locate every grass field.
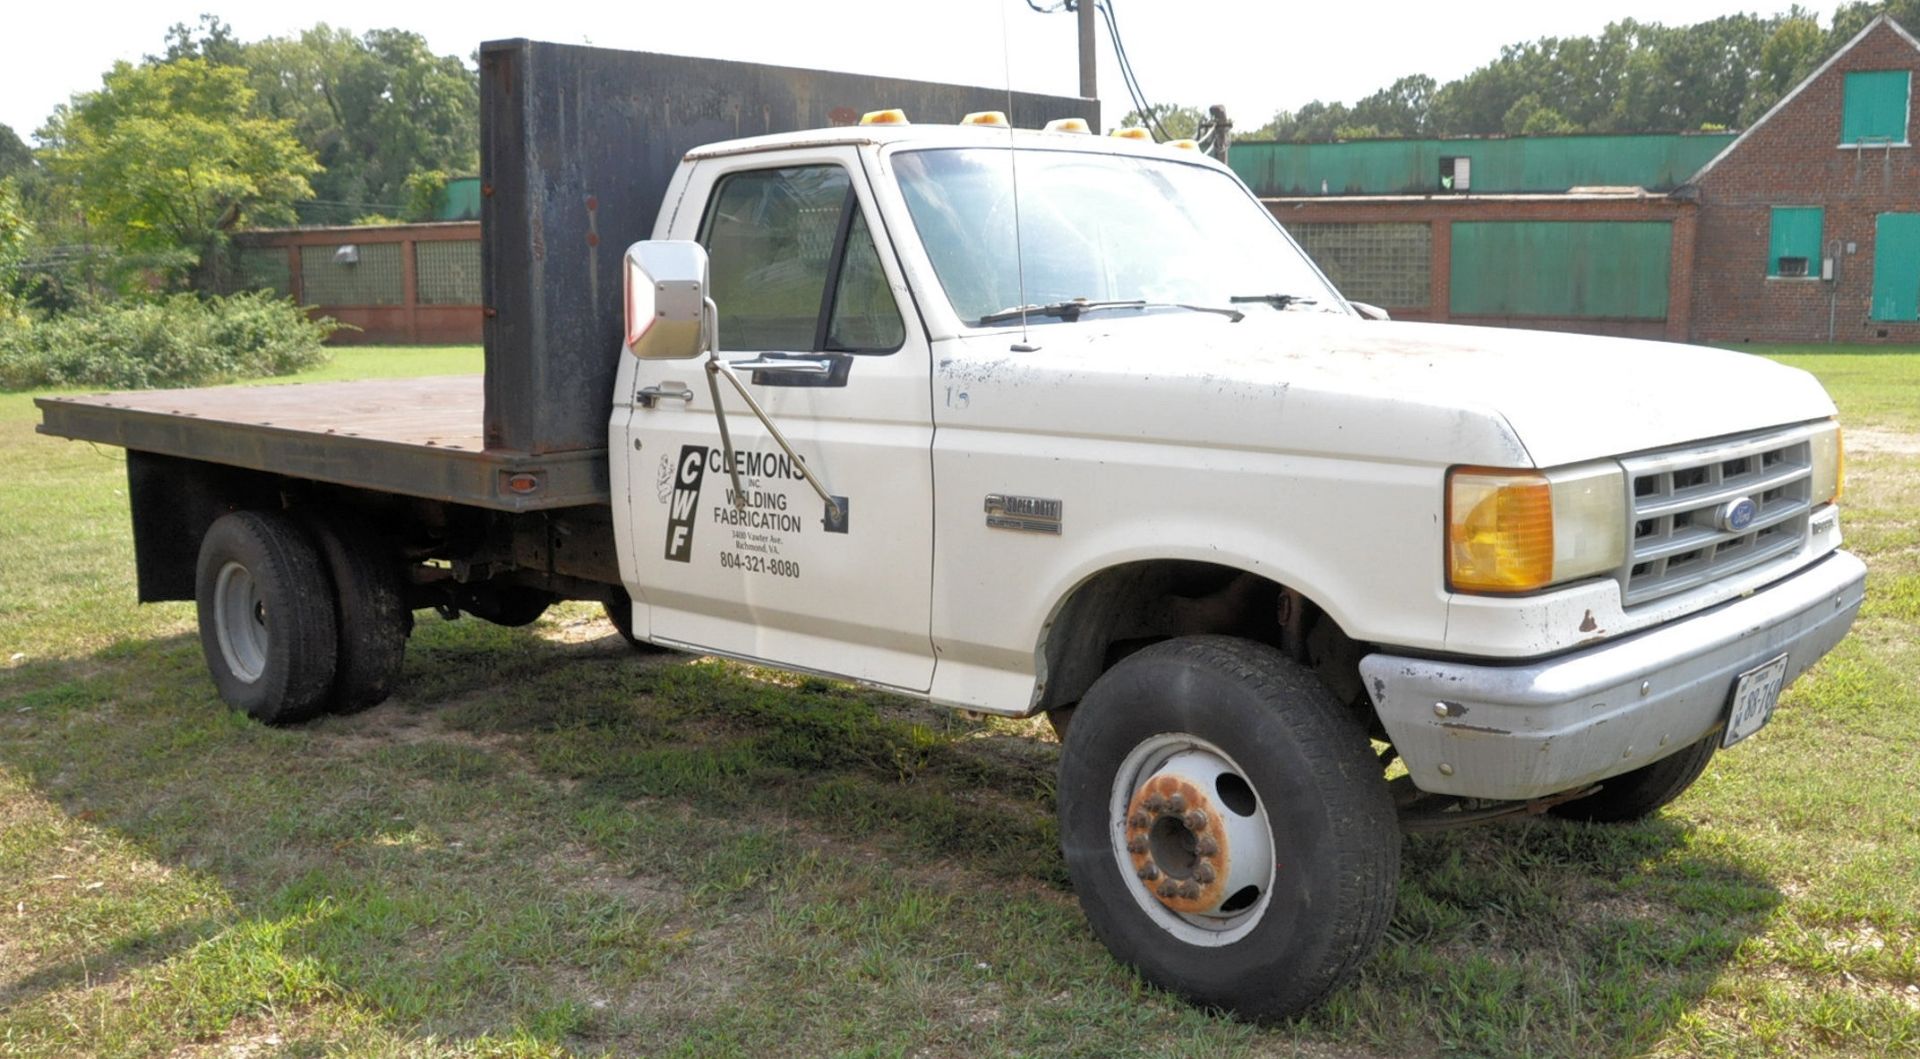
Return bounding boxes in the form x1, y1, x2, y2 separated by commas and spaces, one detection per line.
2, 344, 1917, 1057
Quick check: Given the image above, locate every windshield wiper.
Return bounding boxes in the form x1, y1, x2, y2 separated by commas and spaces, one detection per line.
1229, 293, 1319, 309
979, 298, 1244, 325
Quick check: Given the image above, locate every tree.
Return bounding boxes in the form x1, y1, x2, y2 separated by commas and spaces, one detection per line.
1348, 75, 1437, 138
40, 58, 318, 286
1121, 103, 1205, 139
0, 125, 32, 183
1749, 13, 1829, 122
245, 25, 478, 220
0, 179, 29, 316
152, 13, 246, 67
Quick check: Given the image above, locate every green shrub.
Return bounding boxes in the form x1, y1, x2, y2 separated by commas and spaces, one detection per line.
0, 292, 337, 390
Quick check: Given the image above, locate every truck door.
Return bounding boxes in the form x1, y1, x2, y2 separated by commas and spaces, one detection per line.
619, 149, 936, 692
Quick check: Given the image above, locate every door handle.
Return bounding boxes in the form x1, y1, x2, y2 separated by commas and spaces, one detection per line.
637, 384, 695, 408
724, 356, 832, 374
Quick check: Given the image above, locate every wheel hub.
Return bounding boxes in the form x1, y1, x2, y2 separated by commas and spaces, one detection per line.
1119, 747, 1273, 922
213, 560, 270, 684
1125, 774, 1227, 913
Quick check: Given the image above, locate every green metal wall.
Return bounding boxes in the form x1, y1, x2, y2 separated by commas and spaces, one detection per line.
435, 177, 483, 221
1231, 134, 1734, 197
1450, 221, 1672, 319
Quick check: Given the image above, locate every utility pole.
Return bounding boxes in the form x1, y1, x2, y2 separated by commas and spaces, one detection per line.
1077, 0, 1097, 99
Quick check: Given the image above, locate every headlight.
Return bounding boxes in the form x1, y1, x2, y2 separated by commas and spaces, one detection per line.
1447, 462, 1626, 594
1810, 421, 1843, 505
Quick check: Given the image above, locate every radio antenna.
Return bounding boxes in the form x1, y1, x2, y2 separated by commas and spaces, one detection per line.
997, 0, 1036, 350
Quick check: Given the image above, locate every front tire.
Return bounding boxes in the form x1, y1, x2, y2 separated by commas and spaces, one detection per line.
1549, 732, 1718, 823
194, 511, 338, 725
1058, 635, 1399, 1020
602, 585, 671, 654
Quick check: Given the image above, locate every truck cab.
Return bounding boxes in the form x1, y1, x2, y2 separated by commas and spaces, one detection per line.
612, 114, 1863, 1016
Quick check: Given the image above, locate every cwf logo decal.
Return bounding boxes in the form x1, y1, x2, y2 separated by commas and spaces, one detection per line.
663, 444, 707, 562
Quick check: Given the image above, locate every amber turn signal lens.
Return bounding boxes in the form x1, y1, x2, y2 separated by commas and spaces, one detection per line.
1448, 470, 1554, 593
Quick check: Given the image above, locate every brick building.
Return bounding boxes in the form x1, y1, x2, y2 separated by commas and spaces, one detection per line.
1239, 14, 1920, 345
1688, 14, 1920, 343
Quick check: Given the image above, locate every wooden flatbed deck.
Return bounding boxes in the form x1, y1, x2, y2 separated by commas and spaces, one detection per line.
36, 376, 608, 511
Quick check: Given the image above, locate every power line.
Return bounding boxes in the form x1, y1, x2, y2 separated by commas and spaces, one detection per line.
1096, 2, 1170, 141
1025, 0, 1171, 141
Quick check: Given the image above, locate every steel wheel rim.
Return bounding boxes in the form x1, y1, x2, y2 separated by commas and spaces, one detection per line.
213, 560, 269, 683
1107, 732, 1277, 947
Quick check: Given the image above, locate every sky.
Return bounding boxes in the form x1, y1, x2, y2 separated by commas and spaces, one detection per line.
3, 0, 1852, 141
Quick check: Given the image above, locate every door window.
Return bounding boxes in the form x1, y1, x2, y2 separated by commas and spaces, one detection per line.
700, 165, 904, 353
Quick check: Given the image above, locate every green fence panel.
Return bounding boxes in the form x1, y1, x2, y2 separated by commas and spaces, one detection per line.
1872, 213, 1920, 321
233, 247, 292, 296
416, 240, 483, 305
1231, 134, 1735, 197
1283, 222, 1430, 307
299, 243, 404, 306
1450, 221, 1671, 319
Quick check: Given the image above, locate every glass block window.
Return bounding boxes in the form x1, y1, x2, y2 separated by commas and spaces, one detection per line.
1768, 207, 1823, 277
1842, 70, 1910, 145
233, 247, 292, 296
1283, 222, 1431, 308
416, 240, 482, 305
299, 243, 404, 306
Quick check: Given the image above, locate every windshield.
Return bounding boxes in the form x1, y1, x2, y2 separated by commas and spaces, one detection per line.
892, 147, 1344, 326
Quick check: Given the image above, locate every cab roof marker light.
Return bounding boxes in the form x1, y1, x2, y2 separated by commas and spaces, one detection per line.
1168, 138, 1201, 150
1044, 117, 1092, 134
860, 109, 909, 126
961, 110, 1009, 127
1110, 127, 1153, 141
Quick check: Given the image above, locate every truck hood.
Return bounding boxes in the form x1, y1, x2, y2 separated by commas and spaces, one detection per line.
937, 314, 1836, 468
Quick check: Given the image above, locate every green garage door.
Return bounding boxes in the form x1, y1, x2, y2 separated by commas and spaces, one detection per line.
1872, 213, 1920, 321
1450, 221, 1671, 319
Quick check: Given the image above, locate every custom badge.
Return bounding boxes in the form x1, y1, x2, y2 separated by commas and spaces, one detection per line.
984, 494, 1063, 534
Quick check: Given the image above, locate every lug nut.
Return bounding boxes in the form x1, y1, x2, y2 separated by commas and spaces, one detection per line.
1143, 793, 1166, 812
1126, 836, 1147, 854
1195, 836, 1219, 857
1158, 880, 1178, 898
1181, 881, 1201, 899
1166, 793, 1187, 814
1183, 810, 1208, 831
1137, 864, 1159, 881
1194, 863, 1215, 884
1129, 811, 1150, 830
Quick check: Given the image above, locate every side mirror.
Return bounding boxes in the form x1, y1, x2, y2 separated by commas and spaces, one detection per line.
623, 240, 712, 359
1350, 301, 1391, 321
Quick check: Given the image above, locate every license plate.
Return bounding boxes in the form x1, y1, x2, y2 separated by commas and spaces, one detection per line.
1722, 653, 1790, 748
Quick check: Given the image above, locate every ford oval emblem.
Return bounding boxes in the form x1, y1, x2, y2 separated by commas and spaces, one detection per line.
1717, 496, 1759, 532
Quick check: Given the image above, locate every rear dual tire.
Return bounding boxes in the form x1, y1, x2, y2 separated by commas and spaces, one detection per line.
194, 510, 411, 724
195, 511, 340, 725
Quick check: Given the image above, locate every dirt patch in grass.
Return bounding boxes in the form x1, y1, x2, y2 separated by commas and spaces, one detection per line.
1845, 426, 1920, 456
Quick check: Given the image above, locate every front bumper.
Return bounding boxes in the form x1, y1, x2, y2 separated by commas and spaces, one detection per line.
1360, 551, 1867, 800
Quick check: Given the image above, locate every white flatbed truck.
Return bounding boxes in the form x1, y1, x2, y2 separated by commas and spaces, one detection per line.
36, 40, 1865, 1019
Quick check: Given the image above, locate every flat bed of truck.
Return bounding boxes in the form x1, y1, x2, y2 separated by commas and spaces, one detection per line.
35, 375, 608, 511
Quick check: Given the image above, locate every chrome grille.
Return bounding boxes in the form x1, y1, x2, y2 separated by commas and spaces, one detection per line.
1621, 426, 1816, 606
